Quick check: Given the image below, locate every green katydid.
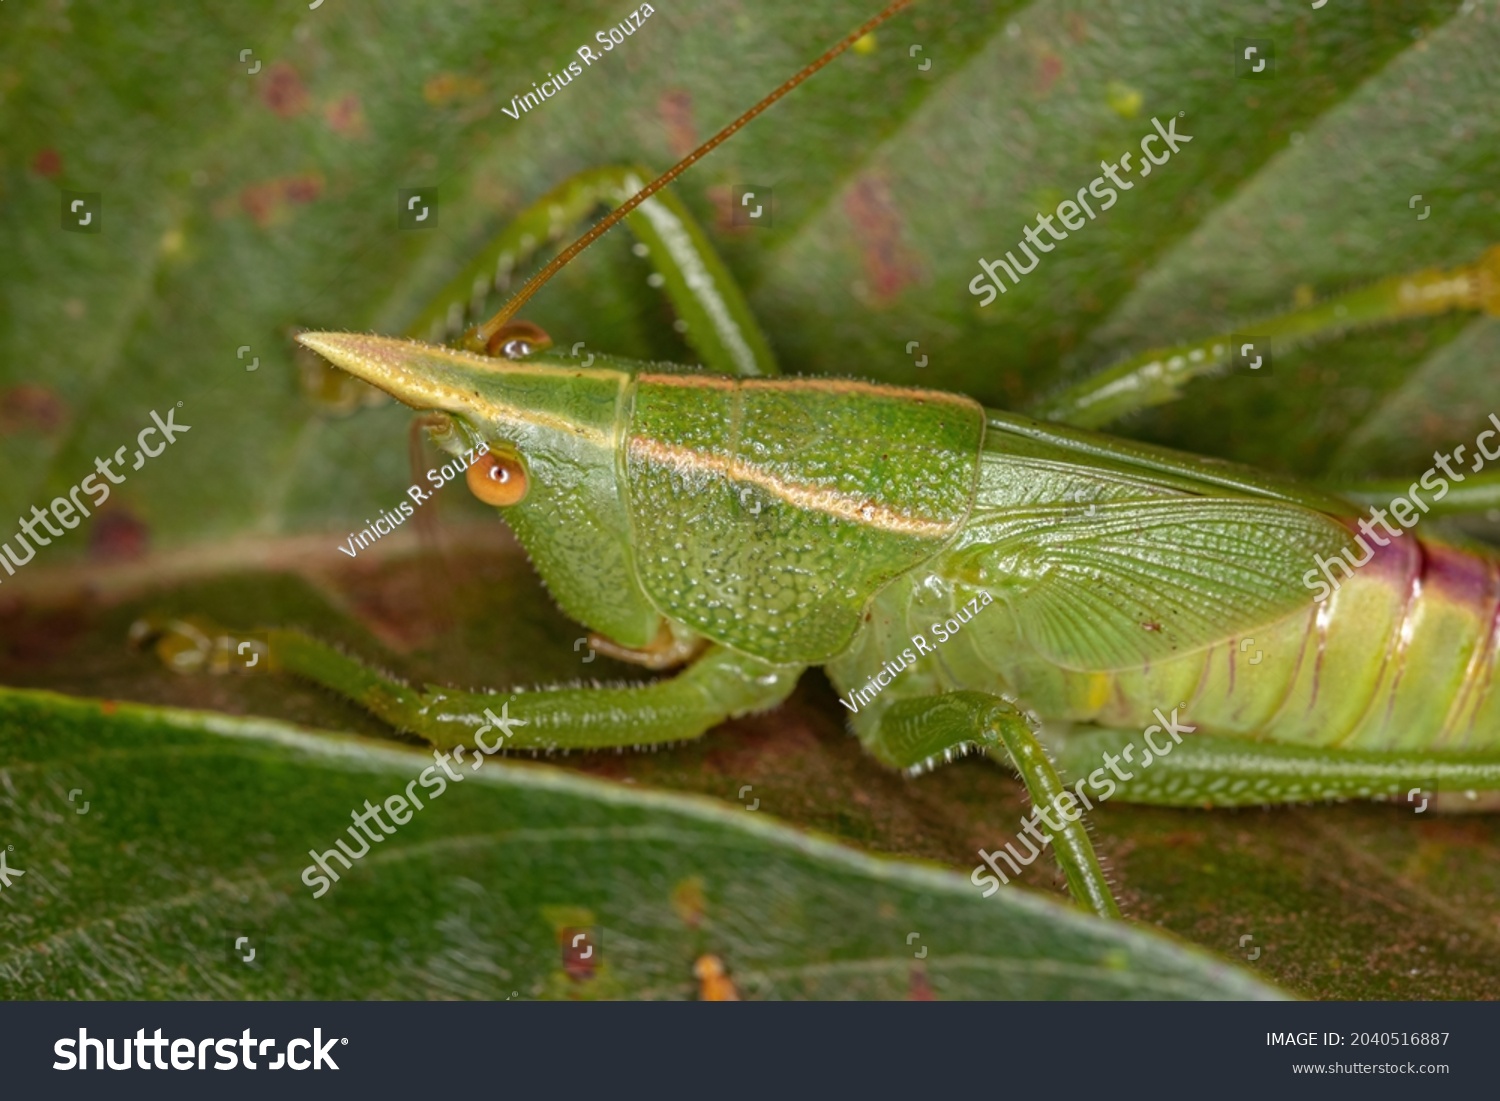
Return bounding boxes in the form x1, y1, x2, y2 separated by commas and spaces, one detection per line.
152, 0, 1500, 921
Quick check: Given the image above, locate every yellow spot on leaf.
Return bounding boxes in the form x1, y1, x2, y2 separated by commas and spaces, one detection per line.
424, 72, 486, 106
1105, 81, 1142, 120
853, 32, 877, 55
694, 955, 740, 1000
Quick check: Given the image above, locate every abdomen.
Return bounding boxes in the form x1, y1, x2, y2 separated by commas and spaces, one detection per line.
829, 533, 1500, 754
1041, 533, 1500, 752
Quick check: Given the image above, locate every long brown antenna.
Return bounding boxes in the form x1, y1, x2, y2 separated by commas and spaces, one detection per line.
472, 0, 916, 348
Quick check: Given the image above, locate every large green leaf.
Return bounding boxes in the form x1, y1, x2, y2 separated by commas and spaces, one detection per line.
0, 686, 1274, 1000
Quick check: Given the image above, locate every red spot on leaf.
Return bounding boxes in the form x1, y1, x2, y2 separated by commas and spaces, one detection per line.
239, 182, 279, 226
281, 175, 322, 204
908, 965, 936, 1000
100, 700, 118, 715
323, 93, 367, 137
32, 148, 62, 178
0, 385, 68, 434
1035, 52, 1064, 95
658, 89, 697, 159
560, 928, 597, 981
843, 175, 919, 302
88, 509, 149, 562
261, 63, 309, 118
239, 173, 324, 227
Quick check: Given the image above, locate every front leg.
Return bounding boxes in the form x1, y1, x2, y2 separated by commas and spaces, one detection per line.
137, 619, 801, 753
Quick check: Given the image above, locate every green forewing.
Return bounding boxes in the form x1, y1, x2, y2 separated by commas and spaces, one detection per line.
968, 498, 1354, 672
623, 376, 986, 663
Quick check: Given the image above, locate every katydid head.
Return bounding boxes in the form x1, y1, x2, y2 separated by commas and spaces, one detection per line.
298, 330, 989, 667
296, 331, 665, 651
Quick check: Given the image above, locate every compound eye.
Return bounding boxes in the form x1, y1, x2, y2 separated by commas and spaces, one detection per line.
466, 451, 529, 506
482, 320, 553, 359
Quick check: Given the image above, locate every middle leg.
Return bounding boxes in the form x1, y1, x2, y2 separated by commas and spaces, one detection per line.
868, 690, 1121, 920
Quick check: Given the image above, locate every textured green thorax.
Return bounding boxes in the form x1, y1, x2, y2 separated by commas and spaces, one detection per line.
623, 373, 986, 663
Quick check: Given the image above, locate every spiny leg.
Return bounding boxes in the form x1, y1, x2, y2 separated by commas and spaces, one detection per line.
1032, 245, 1500, 429
1044, 726, 1500, 808
404, 164, 780, 378
135, 618, 801, 753
872, 691, 1121, 920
